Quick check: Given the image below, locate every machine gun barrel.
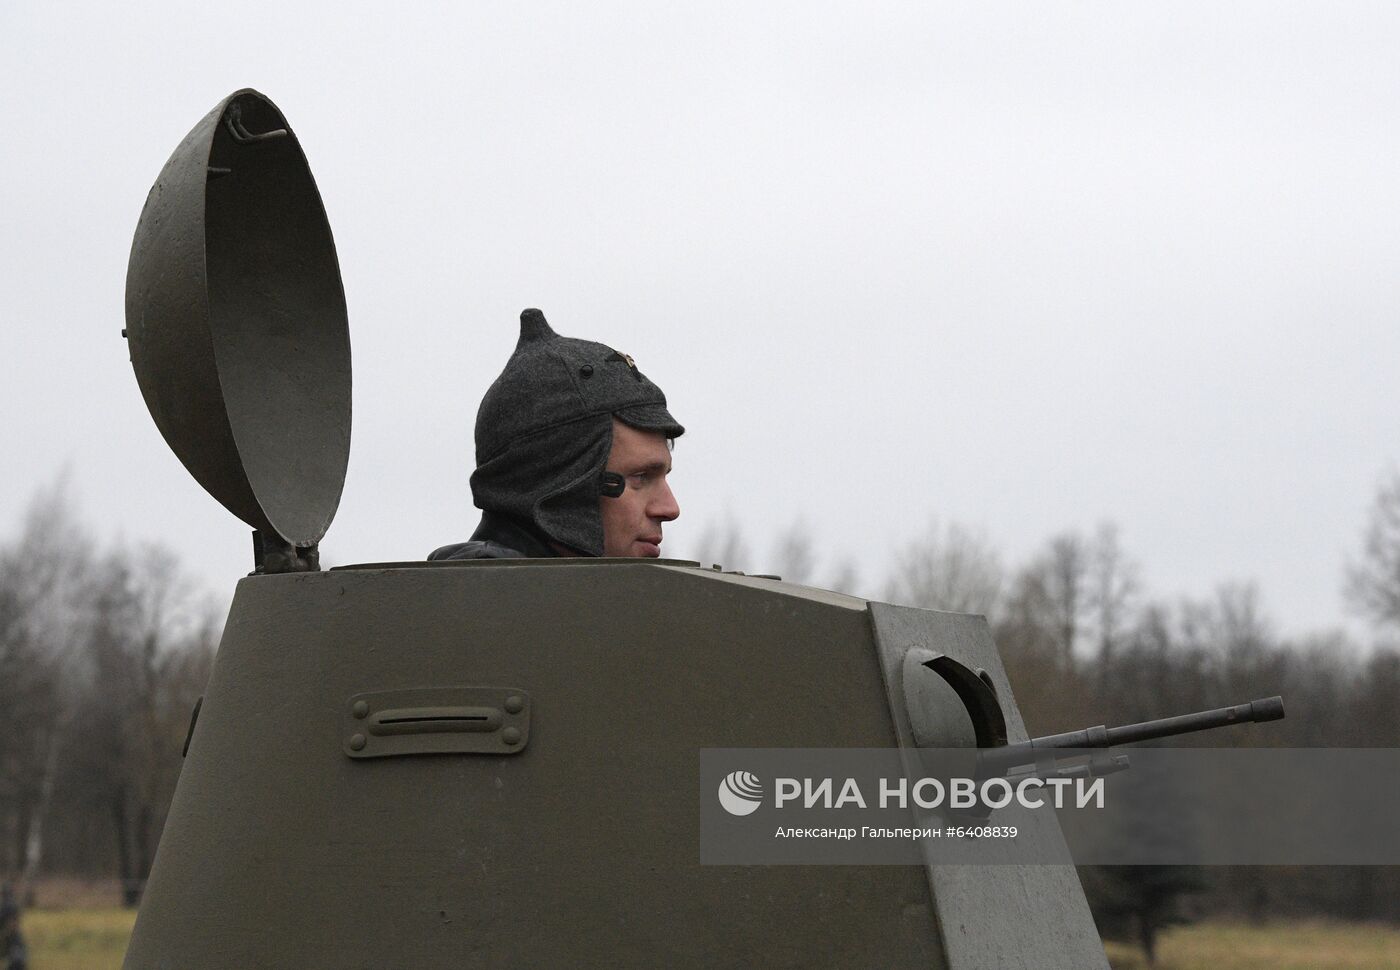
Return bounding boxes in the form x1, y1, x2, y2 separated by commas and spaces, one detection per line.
980, 696, 1284, 775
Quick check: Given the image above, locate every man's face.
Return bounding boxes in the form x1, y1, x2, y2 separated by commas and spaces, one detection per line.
600, 417, 680, 557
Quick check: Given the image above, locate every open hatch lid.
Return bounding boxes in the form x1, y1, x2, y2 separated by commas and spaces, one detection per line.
125, 89, 351, 549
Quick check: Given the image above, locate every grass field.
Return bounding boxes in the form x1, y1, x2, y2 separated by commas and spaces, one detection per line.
18, 908, 135, 970
1103, 921, 1400, 969
11, 909, 1400, 968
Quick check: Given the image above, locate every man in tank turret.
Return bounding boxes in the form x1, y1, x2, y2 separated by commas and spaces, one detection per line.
429, 308, 683, 561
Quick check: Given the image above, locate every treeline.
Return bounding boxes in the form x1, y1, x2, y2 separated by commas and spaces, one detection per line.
694, 486, 1400, 950
0, 486, 218, 903
3, 472, 1398, 944
974, 525, 1400, 947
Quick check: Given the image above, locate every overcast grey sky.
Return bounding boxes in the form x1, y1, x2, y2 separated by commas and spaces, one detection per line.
2, 3, 1396, 640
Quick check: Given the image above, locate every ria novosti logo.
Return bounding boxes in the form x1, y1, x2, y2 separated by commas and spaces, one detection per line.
715, 768, 1106, 814
717, 770, 764, 816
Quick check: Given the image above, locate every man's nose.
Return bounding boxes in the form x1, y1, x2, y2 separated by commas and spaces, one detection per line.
649, 480, 680, 522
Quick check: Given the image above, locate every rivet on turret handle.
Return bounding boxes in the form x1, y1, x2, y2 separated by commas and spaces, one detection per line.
343, 687, 532, 759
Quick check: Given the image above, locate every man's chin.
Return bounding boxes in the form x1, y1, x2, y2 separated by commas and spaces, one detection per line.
635, 541, 661, 558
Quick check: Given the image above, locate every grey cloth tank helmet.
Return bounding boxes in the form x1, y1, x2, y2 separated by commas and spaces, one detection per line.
469, 309, 684, 556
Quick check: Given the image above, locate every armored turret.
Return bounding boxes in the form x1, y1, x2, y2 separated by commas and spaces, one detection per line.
120, 90, 1283, 970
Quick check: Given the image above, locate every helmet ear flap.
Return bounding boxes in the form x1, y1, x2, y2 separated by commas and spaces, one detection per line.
600, 472, 625, 498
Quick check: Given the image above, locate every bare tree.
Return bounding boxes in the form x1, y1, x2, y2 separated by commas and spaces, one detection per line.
55, 543, 217, 904
997, 532, 1090, 674
0, 488, 222, 893
0, 577, 57, 882
883, 520, 1002, 615
1040, 533, 1090, 670
770, 519, 816, 585
1087, 522, 1140, 670
1345, 470, 1400, 633
823, 557, 861, 597
690, 514, 864, 594
691, 512, 751, 573
1212, 583, 1270, 661
0, 480, 92, 893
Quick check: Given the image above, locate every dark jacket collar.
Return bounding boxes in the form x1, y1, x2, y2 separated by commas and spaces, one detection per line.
468, 510, 561, 558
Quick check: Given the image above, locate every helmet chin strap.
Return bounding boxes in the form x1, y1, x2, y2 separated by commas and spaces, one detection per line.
599, 472, 625, 498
